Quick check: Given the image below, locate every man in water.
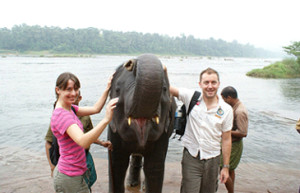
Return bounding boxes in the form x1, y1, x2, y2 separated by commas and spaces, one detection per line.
296, 118, 300, 133
221, 86, 248, 193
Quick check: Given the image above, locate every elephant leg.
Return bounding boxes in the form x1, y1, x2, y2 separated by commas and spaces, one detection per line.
109, 150, 130, 193
143, 133, 169, 193
126, 154, 143, 187
108, 132, 131, 193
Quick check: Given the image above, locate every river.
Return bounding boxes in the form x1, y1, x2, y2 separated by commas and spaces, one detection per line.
0, 55, 299, 171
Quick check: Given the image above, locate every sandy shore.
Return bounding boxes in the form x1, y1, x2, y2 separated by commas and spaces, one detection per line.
0, 146, 299, 193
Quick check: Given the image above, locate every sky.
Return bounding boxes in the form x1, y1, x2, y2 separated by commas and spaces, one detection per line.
1, 0, 299, 52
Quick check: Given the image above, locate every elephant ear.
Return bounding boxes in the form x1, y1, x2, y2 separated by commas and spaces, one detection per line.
123, 59, 137, 71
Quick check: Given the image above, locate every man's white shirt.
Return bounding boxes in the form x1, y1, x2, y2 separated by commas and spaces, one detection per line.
178, 88, 233, 160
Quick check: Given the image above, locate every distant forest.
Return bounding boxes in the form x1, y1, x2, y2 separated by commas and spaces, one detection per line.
0, 24, 279, 57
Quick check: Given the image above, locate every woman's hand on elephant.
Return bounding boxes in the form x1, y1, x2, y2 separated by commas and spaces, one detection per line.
163, 64, 169, 78
163, 64, 167, 72
104, 97, 119, 122
106, 74, 114, 90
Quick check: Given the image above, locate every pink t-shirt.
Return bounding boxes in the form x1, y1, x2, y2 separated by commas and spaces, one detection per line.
51, 105, 87, 176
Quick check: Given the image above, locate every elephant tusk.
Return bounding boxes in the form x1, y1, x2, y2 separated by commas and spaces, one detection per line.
128, 117, 132, 126
155, 116, 159, 124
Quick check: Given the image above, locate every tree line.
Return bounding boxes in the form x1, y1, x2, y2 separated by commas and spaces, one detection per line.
0, 24, 279, 57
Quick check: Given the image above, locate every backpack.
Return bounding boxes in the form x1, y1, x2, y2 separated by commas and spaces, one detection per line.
173, 91, 201, 139
85, 151, 97, 189
49, 106, 97, 189
49, 134, 59, 166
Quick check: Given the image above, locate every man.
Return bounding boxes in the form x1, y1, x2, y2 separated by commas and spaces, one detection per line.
297, 118, 300, 193
296, 118, 300, 133
170, 67, 233, 193
44, 91, 112, 177
221, 86, 248, 193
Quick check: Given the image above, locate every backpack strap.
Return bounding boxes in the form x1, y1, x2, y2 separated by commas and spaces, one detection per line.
71, 105, 76, 115
187, 91, 201, 116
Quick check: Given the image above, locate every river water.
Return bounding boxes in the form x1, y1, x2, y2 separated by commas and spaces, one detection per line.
0, 55, 299, 170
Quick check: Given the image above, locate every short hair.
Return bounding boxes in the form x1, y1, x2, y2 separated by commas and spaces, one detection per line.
221, 86, 238, 99
199, 67, 220, 82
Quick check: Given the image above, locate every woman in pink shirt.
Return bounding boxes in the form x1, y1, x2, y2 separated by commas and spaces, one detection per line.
51, 72, 118, 193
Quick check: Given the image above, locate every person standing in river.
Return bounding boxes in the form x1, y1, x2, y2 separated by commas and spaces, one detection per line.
169, 67, 233, 193
296, 118, 300, 133
50, 72, 118, 193
297, 118, 300, 193
221, 86, 248, 193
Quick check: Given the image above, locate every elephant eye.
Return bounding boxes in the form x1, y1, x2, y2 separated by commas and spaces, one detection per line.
163, 86, 167, 92
115, 87, 120, 94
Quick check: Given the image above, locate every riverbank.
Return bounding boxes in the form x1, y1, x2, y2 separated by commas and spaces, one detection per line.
246, 58, 300, 78
0, 146, 299, 193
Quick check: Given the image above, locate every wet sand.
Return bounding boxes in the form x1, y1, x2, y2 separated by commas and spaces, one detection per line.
0, 146, 299, 193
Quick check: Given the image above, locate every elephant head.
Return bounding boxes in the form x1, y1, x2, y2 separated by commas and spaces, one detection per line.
109, 54, 174, 147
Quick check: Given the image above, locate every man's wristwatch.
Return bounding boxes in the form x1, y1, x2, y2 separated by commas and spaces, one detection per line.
223, 164, 230, 168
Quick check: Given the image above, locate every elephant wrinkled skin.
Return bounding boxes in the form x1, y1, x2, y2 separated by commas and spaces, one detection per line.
108, 54, 176, 193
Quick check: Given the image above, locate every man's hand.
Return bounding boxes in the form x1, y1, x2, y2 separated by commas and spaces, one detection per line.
220, 167, 229, 183
100, 140, 113, 151
50, 164, 55, 177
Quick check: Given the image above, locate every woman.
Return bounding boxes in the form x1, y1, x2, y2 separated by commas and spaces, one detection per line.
51, 72, 118, 193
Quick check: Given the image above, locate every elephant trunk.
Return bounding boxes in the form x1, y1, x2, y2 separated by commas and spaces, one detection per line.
127, 55, 163, 119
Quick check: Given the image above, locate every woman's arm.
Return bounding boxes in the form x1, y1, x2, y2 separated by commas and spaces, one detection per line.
67, 97, 118, 149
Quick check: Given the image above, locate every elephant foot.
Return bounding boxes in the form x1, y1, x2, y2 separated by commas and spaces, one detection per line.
126, 154, 143, 187
126, 165, 141, 187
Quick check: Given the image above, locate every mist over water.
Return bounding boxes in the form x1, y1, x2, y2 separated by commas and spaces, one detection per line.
0, 55, 299, 170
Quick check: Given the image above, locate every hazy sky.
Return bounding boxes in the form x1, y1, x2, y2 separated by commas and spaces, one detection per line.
1, 0, 299, 51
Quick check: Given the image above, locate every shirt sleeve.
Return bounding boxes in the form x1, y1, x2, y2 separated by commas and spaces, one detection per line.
44, 124, 53, 142
178, 88, 195, 107
235, 109, 248, 135
223, 107, 233, 132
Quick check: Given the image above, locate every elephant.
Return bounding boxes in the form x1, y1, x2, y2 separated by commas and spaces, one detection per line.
108, 54, 176, 193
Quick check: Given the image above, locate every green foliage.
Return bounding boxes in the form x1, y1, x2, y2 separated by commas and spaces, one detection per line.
0, 24, 278, 57
283, 41, 300, 64
247, 41, 300, 79
246, 58, 300, 78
